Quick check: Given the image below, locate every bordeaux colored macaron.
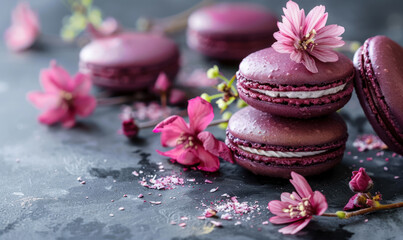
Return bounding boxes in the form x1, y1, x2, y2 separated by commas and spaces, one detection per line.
353, 36, 403, 155
79, 32, 180, 91
237, 47, 355, 118
187, 3, 277, 61
226, 107, 348, 178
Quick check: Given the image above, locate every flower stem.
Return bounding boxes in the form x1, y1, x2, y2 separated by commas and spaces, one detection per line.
138, 117, 229, 130
322, 202, 403, 219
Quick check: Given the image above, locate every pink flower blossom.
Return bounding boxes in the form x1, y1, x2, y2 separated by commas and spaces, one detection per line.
153, 97, 233, 172
27, 61, 96, 128
154, 72, 171, 93
268, 172, 328, 235
169, 88, 187, 105
4, 2, 40, 52
120, 107, 139, 139
349, 168, 373, 193
87, 17, 120, 39
272, 1, 345, 73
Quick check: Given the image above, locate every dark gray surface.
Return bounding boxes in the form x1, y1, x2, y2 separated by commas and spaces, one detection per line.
1, 1, 403, 240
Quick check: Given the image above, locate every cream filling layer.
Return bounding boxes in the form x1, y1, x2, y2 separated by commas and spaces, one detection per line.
252, 83, 347, 99
239, 145, 326, 158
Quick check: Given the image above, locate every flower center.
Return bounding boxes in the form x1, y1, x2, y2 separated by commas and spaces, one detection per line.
298, 29, 317, 52
176, 134, 198, 149
61, 91, 73, 102
282, 196, 312, 219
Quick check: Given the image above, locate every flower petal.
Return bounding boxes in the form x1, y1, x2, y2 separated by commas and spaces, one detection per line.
198, 131, 233, 163
73, 95, 97, 117
280, 192, 300, 205
27, 92, 61, 110
290, 172, 313, 199
71, 73, 92, 95
268, 200, 291, 216
309, 48, 339, 62
311, 191, 328, 216
61, 112, 76, 128
195, 146, 220, 172
187, 97, 214, 133
301, 52, 318, 73
153, 115, 190, 147
38, 106, 68, 126
269, 216, 299, 224
40, 61, 71, 93
157, 146, 199, 166
304, 5, 327, 35
278, 217, 311, 235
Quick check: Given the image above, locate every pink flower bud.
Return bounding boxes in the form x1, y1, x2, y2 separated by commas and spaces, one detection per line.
122, 118, 139, 139
169, 88, 187, 105
349, 168, 373, 192
154, 72, 171, 92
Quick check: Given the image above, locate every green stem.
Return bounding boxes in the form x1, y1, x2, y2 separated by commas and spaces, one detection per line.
218, 75, 229, 84
209, 93, 225, 100
322, 202, 403, 219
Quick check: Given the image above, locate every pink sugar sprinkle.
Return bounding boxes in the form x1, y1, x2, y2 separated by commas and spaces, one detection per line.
262, 221, 269, 225
197, 216, 206, 220
235, 221, 242, 226
367, 157, 373, 161
221, 213, 233, 220
394, 176, 400, 179
150, 201, 162, 205
210, 187, 219, 193
384, 166, 388, 171
210, 221, 222, 227
180, 216, 188, 221
392, 153, 397, 157
179, 223, 186, 228
170, 221, 177, 225
123, 194, 127, 197
80, 181, 86, 185
205, 179, 213, 184
119, 207, 125, 211
139, 175, 184, 190
385, 158, 389, 161
132, 171, 139, 176
347, 152, 351, 155
359, 160, 364, 163
364, 219, 369, 223
353, 134, 388, 151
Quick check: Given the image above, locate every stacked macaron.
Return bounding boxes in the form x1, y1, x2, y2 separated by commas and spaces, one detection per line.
187, 3, 277, 61
225, 1, 354, 178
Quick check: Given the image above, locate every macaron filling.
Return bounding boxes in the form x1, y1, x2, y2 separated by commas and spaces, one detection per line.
226, 131, 347, 166
237, 71, 354, 106
251, 83, 347, 99
356, 40, 403, 144
239, 146, 326, 157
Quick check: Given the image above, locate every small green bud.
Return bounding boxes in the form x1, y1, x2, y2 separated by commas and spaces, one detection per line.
216, 99, 228, 111
336, 211, 346, 219
236, 99, 248, 108
207, 65, 220, 79
217, 82, 227, 92
200, 93, 211, 102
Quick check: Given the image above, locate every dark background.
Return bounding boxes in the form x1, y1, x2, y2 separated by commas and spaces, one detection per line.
1, 1, 403, 240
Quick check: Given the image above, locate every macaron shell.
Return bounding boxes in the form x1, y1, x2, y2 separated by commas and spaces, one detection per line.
367, 36, 403, 131
239, 47, 354, 85
80, 32, 179, 68
188, 3, 277, 36
227, 107, 347, 147
233, 153, 342, 178
353, 37, 403, 155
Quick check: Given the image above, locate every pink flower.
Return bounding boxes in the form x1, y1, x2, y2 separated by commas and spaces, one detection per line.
87, 17, 120, 39
154, 72, 171, 93
268, 172, 328, 235
153, 97, 233, 172
4, 2, 40, 52
27, 61, 97, 128
169, 89, 187, 105
120, 107, 139, 139
349, 168, 373, 193
272, 0, 345, 73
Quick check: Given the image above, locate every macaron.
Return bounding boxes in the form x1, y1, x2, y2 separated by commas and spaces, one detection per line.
226, 107, 348, 178
79, 32, 180, 91
237, 47, 355, 118
187, 3, 277, 61
353, 36, 403, 155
